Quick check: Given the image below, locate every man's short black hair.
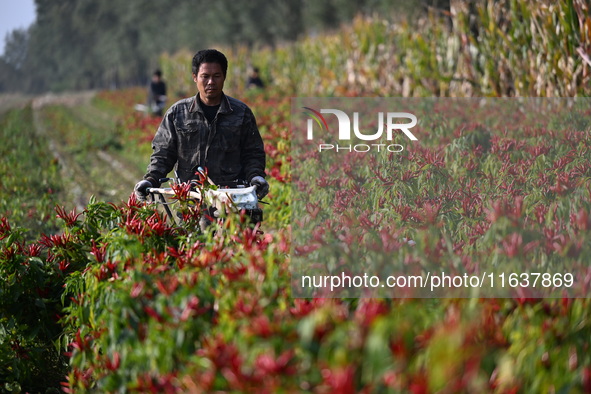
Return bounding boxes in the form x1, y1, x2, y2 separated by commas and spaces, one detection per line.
192, 49, 228, 77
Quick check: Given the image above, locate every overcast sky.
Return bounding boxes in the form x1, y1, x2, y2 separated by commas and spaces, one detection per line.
0, 0, 36, 55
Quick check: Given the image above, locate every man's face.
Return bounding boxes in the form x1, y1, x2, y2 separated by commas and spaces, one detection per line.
193, 62, 225, 105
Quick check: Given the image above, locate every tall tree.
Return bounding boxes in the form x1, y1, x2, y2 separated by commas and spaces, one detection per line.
3, 29, 29, 70
4, 0, 407, 93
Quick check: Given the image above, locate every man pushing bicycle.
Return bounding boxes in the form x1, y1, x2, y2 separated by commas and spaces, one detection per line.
134, 49, 268, 201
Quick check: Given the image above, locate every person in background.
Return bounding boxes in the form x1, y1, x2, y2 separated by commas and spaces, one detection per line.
148, 69, 167, 116
134, 49, 268, 201
246, 66, 265, 89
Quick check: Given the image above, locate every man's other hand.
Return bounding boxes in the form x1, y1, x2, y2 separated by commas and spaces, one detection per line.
134, 180, 153, 201
250, 176, 269, 199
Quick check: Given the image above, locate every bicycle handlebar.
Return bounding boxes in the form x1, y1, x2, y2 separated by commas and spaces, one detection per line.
146, 187, 202, 199
146, 184, 259, 211
146, 184, 257, 195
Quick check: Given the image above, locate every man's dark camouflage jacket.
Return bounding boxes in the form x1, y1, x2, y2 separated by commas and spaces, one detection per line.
144, 93, 266, 187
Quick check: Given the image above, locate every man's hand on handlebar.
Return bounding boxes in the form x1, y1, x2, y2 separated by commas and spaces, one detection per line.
250, 176, 269, 199
134, 179, 153, 201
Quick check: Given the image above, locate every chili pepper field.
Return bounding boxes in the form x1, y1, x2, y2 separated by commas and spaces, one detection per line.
2, 2, 591, 392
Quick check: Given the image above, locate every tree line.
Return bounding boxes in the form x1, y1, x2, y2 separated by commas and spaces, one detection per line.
0, 0, 447, 93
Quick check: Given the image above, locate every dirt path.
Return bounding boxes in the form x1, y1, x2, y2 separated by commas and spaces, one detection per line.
31, 92, 94, 210
31, 91, 96, 110
31, 91, 143, 210
0, 93, 33, 115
